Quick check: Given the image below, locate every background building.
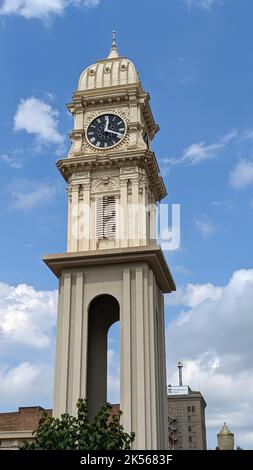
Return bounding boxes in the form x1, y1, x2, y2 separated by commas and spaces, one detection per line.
0, 407, 51, 450
167, 363, 207, 450
217, 423, 234, 450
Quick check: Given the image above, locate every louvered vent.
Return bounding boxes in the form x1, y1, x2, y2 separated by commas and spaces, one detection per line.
96, 196, 116, 240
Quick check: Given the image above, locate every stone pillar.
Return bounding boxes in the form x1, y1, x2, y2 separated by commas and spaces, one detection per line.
79, 182, 91, 252
120, 179, 128, 248
67, 188, 72, 252
139, 177, 147, 246
53, 270, 88, 418
120, 263, 168, 449
131, 178, 140, 245
150, 198, 157, 244
70, 185, 79, 252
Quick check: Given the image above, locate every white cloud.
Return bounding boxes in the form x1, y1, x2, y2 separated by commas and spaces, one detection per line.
0, 362, 53, 410
184, 0, 220, 9
194, 214, 217, 237
166, 282, 222, 308
230, 159, 253, 189
182, 141, 224, 165
166, 269, 253, 449
9, 180, 58, 209
0, 154, 23, 169
14, 97, 64, 146
0, 281, 57, 411
163, 130, 237, 167
0, 0, 100, 20
0, 282, 57, 348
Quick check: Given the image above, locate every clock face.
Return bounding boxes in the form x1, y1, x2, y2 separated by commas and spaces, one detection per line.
86, 114, 126, 149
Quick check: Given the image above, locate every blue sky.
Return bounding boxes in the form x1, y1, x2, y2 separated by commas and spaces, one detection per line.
0, 0, 253, 450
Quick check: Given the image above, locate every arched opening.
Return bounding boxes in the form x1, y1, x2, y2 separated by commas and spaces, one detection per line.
87, 294, 120, 419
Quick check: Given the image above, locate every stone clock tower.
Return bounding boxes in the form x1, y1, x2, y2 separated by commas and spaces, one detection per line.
44, 34, 176, 450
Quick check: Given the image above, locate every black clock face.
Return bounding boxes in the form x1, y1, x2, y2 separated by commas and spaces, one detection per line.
87, 114, 126, 148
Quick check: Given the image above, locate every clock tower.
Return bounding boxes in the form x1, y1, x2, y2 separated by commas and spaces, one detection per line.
44, 34, 176, 450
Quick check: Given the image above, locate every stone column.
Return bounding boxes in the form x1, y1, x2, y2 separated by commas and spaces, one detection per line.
90, 196, 96, 251
131, 178, 140, 245
120, 263, 168, 450
120, 268, 132, 434
150, 198, 157, 244
120, 179, 128, 248
67, 188, 72, 252
70, 185, 79, 252
79, 182, 91, 252
139, 177, 147, 245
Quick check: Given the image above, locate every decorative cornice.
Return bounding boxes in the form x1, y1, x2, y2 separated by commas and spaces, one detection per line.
67, 84, 159, 139
56, 150, 167, 202
43, 245, 176, 293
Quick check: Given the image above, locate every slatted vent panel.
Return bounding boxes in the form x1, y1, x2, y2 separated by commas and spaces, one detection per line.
96, 196, 116, 240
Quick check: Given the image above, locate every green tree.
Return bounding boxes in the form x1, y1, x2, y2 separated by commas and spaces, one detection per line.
21, 399, 135, 450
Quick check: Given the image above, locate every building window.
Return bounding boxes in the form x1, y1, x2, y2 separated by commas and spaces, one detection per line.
178, 426, 182, 433
96, 196, 116, 240
177, 407, 182, 412
192, 406, 195, 413
188, 436, 192, 443
187, 406, 191, 412
187, 415, 191, 422
178, 436, 182, 443
168, 407, 172, 413
188, 425, 192, 432
177, 416, 182, 422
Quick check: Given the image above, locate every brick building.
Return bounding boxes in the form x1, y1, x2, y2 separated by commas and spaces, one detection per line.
0, 404, 121, 450
0, 407, 52, 450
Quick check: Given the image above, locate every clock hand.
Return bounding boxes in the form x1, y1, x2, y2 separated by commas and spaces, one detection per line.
106, 129, 123, 138
104, 116, 109, 132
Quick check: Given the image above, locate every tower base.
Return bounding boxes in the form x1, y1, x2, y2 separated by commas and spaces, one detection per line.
44, 246, 175, 450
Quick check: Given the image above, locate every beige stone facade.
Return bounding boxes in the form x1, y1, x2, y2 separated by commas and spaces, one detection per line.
43, 37, 176, 450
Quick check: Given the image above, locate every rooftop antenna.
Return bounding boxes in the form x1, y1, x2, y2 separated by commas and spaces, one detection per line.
177, 361, 183, 387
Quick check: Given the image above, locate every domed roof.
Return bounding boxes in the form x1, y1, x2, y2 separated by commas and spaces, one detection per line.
218, 423, 234, 436
78, 32, 139, 91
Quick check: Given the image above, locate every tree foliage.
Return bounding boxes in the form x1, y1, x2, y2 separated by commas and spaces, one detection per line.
21, 399, 135, 450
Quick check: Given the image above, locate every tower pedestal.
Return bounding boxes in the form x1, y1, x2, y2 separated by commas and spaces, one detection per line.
44, 246, 175, 450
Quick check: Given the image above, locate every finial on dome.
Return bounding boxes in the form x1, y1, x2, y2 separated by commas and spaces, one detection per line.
107, 30, 119, 59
